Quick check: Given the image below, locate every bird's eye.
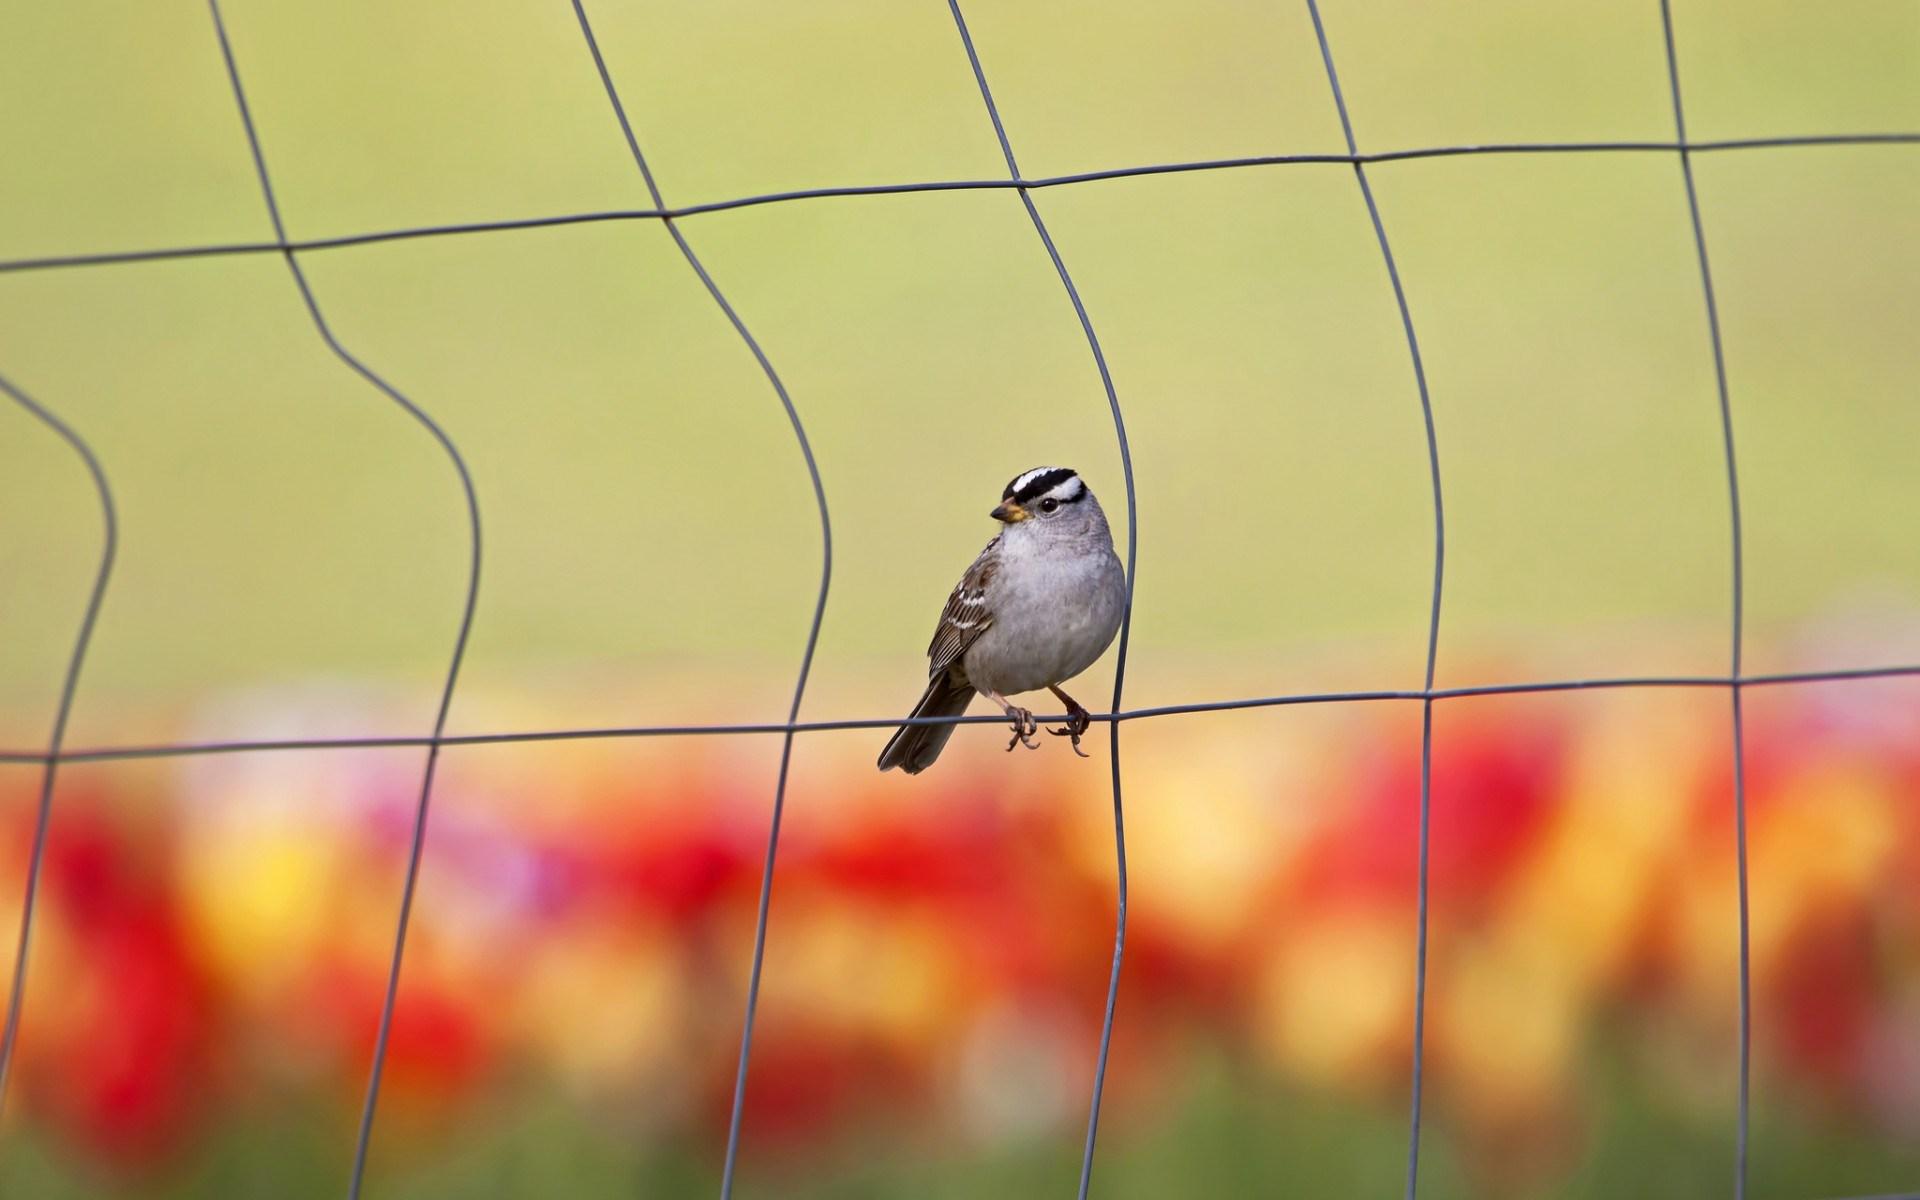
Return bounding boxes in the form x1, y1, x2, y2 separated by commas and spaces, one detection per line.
1038, 497, 1059, 514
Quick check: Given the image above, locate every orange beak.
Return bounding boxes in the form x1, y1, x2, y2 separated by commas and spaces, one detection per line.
990, 501, 1030, 523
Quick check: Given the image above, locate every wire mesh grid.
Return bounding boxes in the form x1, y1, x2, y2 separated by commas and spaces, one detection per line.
1, 1, 1917, 1197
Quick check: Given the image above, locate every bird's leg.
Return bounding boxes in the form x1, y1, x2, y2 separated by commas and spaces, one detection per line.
981, 689, 1041, 751
1045, 685, 1092, 758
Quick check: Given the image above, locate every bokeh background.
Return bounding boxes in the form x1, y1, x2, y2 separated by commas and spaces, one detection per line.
3, 0, 1919, 1196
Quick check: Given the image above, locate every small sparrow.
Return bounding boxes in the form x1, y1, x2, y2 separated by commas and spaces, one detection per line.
878, 466, 1126, 774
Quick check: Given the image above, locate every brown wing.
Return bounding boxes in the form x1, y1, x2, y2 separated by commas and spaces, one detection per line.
925, 538, 999, 679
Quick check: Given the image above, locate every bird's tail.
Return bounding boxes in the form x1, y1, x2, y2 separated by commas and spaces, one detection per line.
877, 673, 975, 774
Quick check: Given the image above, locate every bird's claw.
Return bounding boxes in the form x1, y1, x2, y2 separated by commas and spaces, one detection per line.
1003, 707, 1040, 752
1047, 704, 1092, 758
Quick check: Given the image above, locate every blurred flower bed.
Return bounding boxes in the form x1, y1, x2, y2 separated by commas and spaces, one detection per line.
2, 677, 1918, 1194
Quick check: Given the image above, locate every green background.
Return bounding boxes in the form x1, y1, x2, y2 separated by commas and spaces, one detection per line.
4, 0, 1918, 750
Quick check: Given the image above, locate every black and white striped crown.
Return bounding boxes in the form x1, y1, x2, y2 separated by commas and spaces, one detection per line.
1002, 466, 1086, 506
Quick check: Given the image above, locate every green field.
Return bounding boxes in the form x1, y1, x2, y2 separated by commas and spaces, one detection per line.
3, 2, 1917, 729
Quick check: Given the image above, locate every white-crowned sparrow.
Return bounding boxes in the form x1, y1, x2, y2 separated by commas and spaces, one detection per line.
878, 466, 1127, 774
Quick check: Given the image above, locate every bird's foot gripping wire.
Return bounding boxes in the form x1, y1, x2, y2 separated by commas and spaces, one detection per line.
1003, 706, 1041, 752
1047, 693, 1092, 758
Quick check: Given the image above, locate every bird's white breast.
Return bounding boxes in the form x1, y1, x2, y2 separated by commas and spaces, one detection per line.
963, 540, 1125, 697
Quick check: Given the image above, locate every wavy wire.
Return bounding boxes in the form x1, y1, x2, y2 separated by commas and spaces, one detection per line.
562, 5, 834, 1197
1658, 2, 1751, 1193
0, 376, 117, 1119
204, 4, 485, 1195
1299, 3, 1446, 1194
941, 4, 1140, 1196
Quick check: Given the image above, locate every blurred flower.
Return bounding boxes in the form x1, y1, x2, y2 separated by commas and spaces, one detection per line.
8, 789, 212, 1167
0, 671, 1915, 1189
1253, 904, 1413, 1095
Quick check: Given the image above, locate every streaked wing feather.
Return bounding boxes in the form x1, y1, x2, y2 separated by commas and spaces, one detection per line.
926, 538, 998, 678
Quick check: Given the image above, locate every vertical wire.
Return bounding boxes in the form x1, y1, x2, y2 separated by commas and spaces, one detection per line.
204, 5, 486, 1195
564, 5, 834, 1196
1657, 2, 1750, 1193
1300, 4, 1447, 1196
0, 376, 118, 1116
942, 4, 1140, 1195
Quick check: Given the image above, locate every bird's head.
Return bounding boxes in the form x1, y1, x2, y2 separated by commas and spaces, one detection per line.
990, 466, 1108, 545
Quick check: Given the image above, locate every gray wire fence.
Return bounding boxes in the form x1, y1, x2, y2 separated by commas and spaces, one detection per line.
2, 2, 1918, 1198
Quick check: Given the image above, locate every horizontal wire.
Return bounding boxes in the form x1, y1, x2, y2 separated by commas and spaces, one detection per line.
4, 661, 1916, 766
1, 132, 1916, 277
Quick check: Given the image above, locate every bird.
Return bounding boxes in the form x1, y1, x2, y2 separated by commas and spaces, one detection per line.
878, 466, 1127, 774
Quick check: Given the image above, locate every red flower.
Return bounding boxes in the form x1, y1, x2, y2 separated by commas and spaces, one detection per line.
22, 795, 212, 1167
1303, 704, 1561, 914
